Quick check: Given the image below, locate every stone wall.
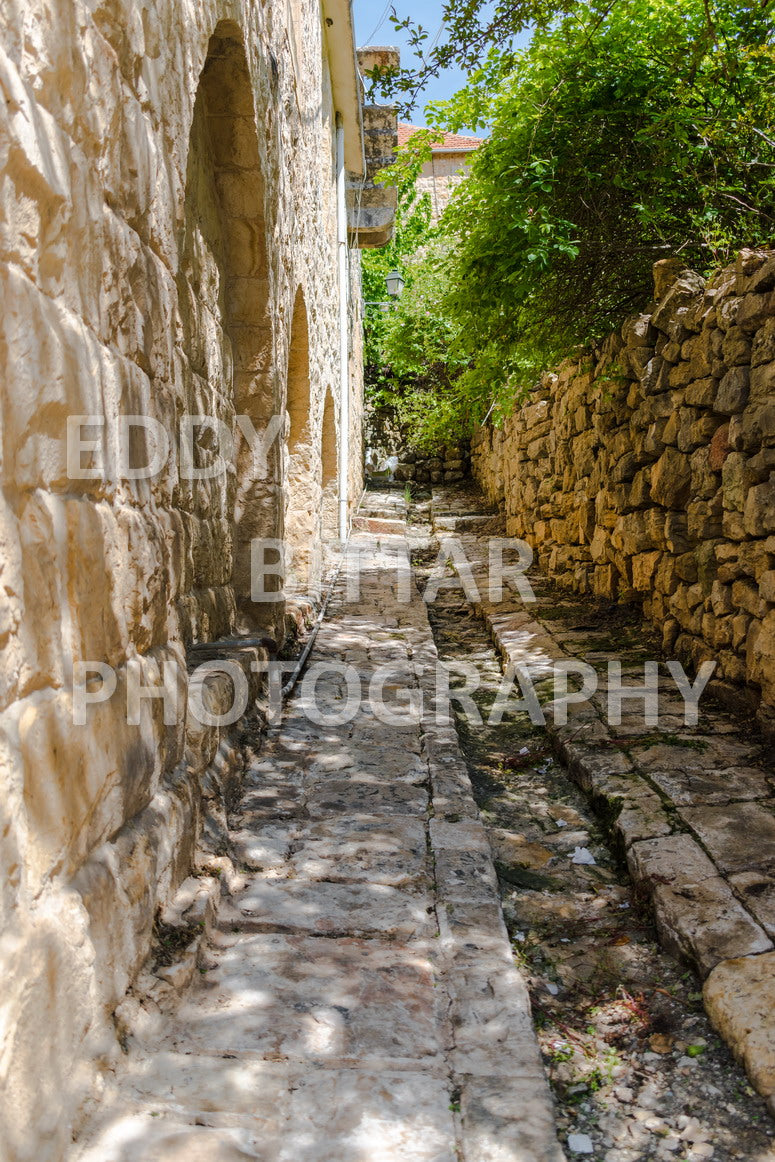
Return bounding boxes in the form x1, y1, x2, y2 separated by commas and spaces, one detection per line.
394, 443, 470, 487
0, 3, 386, 1157
417, 151, 474, 224
472, 252, 775, 734
364, 403, 470, 488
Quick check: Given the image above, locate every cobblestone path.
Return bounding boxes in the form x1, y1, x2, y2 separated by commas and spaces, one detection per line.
416, 493, 775, 1161
424, 487, 775, 1143
70, 493, 564, 1162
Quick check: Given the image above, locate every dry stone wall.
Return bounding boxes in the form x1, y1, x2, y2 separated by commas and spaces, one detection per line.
394, 443, 470, 487
472, 252, 775, 734
364, 404, 469, 488
0, 2, 371, 1158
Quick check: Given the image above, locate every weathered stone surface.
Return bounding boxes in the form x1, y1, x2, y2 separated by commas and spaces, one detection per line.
164, 934, 442, 1063
227, 879, 435, 940
704, 951, 775, 1097
680, 802, 775, 875
613, 794, 673, 847
715, 366, 751, 414
627, 835, 773, 974
279, 1070, 458, 1162
71, 510, 560, 1162
459, 1075, 566, 1162
78, 1120, 277, 1162
1, 0, 391, 1149
289, 815, 429, 888
729, 872, 775, 940
648, 766, 773, 806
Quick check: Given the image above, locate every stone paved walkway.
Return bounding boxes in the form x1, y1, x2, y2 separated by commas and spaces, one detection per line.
70, 494, 564, 1162
430, 486, 775, 1120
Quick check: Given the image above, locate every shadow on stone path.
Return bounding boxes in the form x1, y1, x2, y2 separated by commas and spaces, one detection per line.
68, 493, 564, 1162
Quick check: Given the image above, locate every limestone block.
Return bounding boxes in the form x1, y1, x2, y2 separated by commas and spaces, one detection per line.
9, 649, 183, 888
651, 270, 705, 340
0, 893, 112, 1162
689, 446, 717, 499
736, 249, 775, 292
640, 354, 670, 395
722, 325, 752, 366
622, 312, 655, 347
628, 834, 772, 976
749, 360, 775, 403
653, 259, 704, 302
654, 554, 677, 594
1, 267, 105, 491
737, 290, 775, 333
716, 295, 743, 332
752, 316, 775, 367
714, 366, 750, 414
0, 44, 71, 203
651, 447, 691, 508
74, 779, 199, 1010
687, 496, 723, 541
721, 451, 751, 512
741, 402, 775, 446
680, 801, 775, 876
748, 611, 775, 701
683, 376, 717, 407
743, 475, 775, 537
631, 550, 661, 591
759, 570, 775, 604
704, 951, 775, 1099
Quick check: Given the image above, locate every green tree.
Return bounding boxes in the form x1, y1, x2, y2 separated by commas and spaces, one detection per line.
376, 0, 775, 432
362, 165, 474, 450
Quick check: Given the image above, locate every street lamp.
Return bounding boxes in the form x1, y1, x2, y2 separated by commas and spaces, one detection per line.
385, 270, 405, 299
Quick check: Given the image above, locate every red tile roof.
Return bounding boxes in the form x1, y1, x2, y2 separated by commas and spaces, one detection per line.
397, 123, 483, 152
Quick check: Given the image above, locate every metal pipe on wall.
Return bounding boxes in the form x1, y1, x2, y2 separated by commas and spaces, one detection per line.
335, 113, 349, 541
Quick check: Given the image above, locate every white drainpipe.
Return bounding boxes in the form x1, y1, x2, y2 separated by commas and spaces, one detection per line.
336, 113, 349, 541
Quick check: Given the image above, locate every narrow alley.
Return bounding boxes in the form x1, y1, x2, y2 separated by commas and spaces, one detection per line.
5, 5, 775, 1160
68, 489, 775, 1162
68, 491, 562, 1162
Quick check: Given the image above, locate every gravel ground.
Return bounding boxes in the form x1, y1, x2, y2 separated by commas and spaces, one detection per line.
411, 510, 775, 1162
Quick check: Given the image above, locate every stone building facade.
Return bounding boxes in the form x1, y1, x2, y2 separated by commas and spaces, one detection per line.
0, 3, 395, 1158
398, 122, 482, 224
472, 253, 775, 735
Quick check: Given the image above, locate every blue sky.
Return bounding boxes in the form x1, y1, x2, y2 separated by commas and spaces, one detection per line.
352, 0, 475, 125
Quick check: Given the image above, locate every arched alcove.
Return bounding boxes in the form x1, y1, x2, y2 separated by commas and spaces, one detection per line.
321, 388, 338, 539
179, 21, 280, 640
284, 288, 316, 589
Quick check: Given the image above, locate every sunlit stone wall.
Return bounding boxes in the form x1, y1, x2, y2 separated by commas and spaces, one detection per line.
473, 253, 775, 734
0, 2, 366, 1156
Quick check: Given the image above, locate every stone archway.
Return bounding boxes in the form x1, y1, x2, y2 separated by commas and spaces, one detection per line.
178, 20, 280, 640
321, 388, 338, 540
284, 288, 317, 590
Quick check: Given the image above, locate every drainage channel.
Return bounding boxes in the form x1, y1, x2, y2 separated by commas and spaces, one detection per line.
410, 512, 775, 1162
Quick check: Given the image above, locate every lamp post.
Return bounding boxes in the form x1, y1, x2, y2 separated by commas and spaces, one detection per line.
385, 270, 405, 299
364, 270, 405, 311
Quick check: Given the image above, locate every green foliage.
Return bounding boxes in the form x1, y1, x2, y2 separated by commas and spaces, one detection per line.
363, 169, 479, 449
364, 0, 571, 115
375, 0, 775, 435
365, 0, 775, 444
362, 155, 432, 369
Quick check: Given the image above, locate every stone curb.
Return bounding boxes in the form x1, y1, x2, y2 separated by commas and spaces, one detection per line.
407, 560, 567, 1162
430, 496, 775, 1114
